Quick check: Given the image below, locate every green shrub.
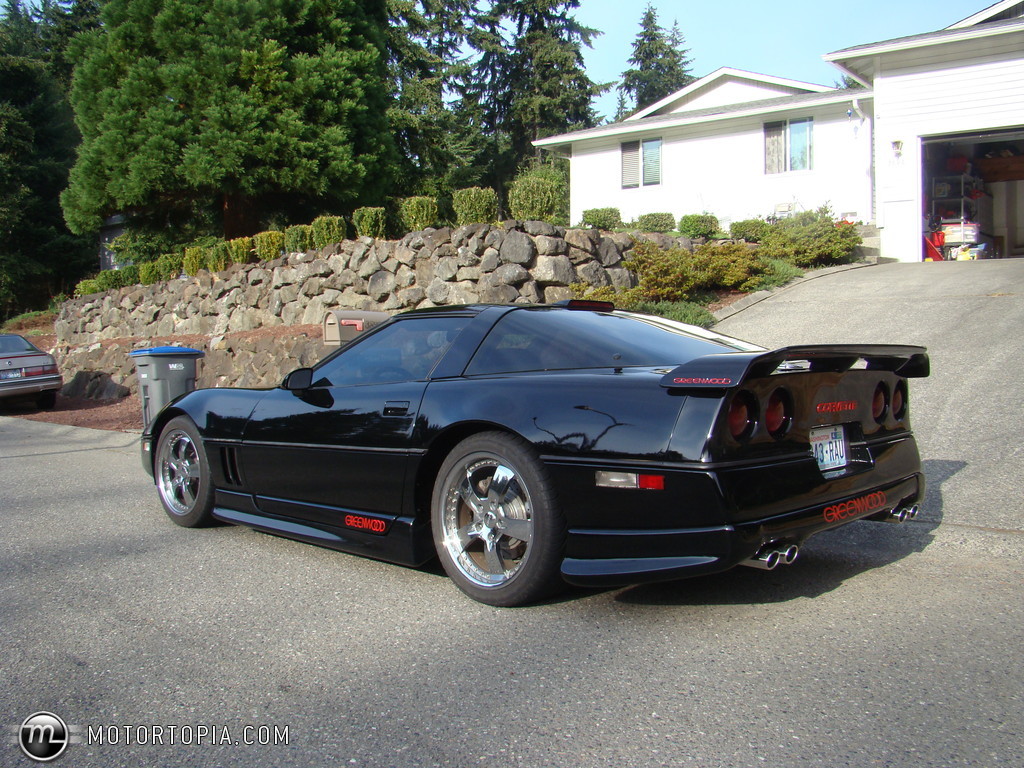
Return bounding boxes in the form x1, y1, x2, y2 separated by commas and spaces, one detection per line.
94, 270, 119, 292
139, 262, 160, 285
759, 205, 861, 267
452, 187, 498, 226
508, 164, 567, 224
399, 196, 439, 233
748, 257, 804, 291
678, 213, 720, 239
284, 224, 314, 253
729, 218, 769, 242
74, 278, 101, 297
227, 236, 253, 264
183, 247, 205, 276
689, 242, 769, 292
253, 230, 285, 261
581, 208, 622, 230
118, 264, 140, 287
155, 253, 183, 281
205, 242, 230, 272
353, 207, 387, 239
631, 301, 716, 328
311, 215, 347, 248
636, 213, 676, 233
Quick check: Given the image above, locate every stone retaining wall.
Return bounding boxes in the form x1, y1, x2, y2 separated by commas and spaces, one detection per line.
54, 222, 694, 397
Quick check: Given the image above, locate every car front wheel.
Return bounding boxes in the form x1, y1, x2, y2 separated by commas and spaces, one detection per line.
154, 416, 215, 527
432, 432, 565, 606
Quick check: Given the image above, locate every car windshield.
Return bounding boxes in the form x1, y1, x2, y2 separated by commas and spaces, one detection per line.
466, 308, 758, 375
0, 335, 39, 354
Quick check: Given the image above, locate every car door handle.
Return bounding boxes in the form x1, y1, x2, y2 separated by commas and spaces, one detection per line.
383, 401, 410, 416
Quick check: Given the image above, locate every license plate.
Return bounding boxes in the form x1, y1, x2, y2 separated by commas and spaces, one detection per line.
1, 369, 22, 380
810, 425, 848, 472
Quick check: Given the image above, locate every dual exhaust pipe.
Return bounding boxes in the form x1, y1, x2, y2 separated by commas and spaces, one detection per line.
878, 505, 921, 524
741, 543, 800, 571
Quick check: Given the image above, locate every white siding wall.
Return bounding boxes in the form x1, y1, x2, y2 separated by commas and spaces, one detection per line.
568, 102, 873, 229
872, 30, 1024, 261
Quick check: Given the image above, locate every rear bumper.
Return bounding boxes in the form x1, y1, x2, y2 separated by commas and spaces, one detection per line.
0, 374, 62, 399
561, 473, 924, 587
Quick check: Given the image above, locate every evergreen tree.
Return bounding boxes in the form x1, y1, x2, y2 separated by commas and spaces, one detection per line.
618, 4, 694, 114
62, 0, 397, 240
0, 22, 92, 317
37, 0, 101, 90
465, 1, 607, 195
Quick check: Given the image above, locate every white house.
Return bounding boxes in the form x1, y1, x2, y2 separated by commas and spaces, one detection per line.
535, 1, 1024, 262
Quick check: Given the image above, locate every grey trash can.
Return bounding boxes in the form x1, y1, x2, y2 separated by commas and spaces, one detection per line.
129, 346, 205, 430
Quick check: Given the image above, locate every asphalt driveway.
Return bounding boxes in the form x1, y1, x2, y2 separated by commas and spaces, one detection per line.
1, 259, 1021, 767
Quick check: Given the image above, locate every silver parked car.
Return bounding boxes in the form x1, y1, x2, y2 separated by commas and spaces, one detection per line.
0, 334, 62, 409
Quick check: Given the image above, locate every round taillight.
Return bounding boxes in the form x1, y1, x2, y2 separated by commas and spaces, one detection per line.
765, 388, 792, 437
892, 380, 908, 420
872, 382, 889, 423
727, 391, 757, 441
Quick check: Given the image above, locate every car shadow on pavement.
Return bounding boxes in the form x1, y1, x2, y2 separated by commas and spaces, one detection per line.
609, 458, 966, 607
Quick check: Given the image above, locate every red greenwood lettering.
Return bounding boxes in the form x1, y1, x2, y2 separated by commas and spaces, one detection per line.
673, 377, 733, 385
822, 491, 888, 523
344, 514, 388, 534
817, 401, 858, 414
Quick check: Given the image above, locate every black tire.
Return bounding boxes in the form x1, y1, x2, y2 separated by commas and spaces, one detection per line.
154, 415, 215, 527
431, 432, 566, 606
36, 390, 57, 410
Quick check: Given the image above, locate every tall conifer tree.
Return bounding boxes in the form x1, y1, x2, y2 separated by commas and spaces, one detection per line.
618, 4, 694, 115
62, 0, 396, 239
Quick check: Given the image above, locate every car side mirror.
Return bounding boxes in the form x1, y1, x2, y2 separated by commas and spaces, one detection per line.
282, 367, 313, 390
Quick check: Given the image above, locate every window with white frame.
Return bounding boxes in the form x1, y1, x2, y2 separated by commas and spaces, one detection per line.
621, 138, 662, 188
764, 118, 812, 174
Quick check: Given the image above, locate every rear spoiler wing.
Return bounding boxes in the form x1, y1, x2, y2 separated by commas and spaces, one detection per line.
660, 345, 929, 390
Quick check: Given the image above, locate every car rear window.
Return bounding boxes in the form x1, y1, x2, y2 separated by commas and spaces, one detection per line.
0, 335, 38, 354
466, 309, 746, 375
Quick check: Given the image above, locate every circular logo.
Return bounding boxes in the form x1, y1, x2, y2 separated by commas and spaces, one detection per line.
19, 712, 69, 762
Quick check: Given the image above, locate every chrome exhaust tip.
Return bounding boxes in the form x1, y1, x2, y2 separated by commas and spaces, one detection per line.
742, 548, 781, 570
881, 507, 909, 524
907, 505, 921, 520
780, 544, 800, 565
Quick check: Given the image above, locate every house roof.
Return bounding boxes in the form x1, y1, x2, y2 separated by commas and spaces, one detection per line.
824, 14, 1024, 85
534, 88, 872, 151
627, 67, 831, 121
947, 0, 1024, 29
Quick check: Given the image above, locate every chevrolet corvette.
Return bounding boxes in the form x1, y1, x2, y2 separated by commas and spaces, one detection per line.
141, 301, 929, 606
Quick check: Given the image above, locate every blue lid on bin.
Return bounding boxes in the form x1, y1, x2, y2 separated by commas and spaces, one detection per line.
129, 346, 205, 357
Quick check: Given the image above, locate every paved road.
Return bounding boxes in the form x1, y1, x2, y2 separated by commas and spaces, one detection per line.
1, 261, 1021, 767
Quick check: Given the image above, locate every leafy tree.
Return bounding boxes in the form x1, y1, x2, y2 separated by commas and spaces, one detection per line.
464, 0, 607, 197
62, 0, 397, 240
0, 16, 92, 318
618, 4, 694, 114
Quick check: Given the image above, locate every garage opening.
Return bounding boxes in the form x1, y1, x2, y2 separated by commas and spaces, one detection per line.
922, 127, 1024, 260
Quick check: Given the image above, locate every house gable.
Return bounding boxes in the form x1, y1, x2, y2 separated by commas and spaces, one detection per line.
947, 0, 1024, 29
627, 68, 830, 121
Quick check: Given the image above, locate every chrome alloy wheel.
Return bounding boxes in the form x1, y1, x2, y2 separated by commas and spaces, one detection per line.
157, 428, 203, 516
440, 454, 534, 588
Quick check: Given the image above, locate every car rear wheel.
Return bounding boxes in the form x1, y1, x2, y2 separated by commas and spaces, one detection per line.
432, 432, 565, 606
155, 416, 215, 527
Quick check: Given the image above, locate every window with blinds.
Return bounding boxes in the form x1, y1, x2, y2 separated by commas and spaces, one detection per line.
621, 138, 662, 188
765, 118, 813, 174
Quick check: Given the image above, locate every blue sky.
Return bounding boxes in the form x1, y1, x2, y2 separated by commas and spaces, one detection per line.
574, 0, 986, 119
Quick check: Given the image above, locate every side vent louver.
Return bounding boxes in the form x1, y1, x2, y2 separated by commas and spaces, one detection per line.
220, 446, 242, 486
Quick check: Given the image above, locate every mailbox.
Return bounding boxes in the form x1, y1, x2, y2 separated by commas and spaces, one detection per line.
322, 310, 390, 347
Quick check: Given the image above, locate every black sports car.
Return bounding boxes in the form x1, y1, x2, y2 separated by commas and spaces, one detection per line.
141, 301, 929, 606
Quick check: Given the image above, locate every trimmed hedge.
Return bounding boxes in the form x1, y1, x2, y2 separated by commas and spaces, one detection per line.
253, 231, 285, 261
678, 213, 720, 239
635, 213, 676, 233
508, 166, 565, 223
283, 224, 313, 253
399, 196, 439, 232
729, 218, 769, 242
452, 187, 498, 226
155, 253, 183, 281
205, 242, 230, 272
581, 207, 622, 230
183, 247, 205, 276
353, 207, 387, 239
311, 215, 347, 248
139, 262, 160, 285
227, 236, 253, 264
